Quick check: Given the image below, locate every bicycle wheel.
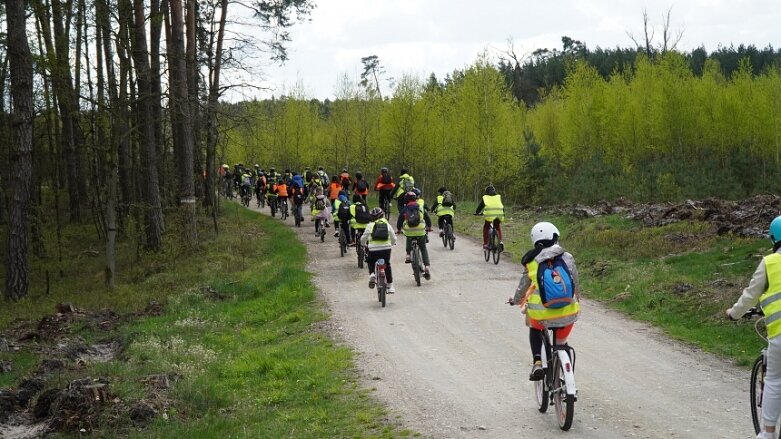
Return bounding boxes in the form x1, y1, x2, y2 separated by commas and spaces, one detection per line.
441, 225, 448, 247
535, 369, 549, 413
357, 243, 365, 269
339, 230, 347, 257
491, 230, 500, 264
751, 354, 765, 434
446, 223, 455, 250
552, 356, 575, 431
412, 245, 421, 287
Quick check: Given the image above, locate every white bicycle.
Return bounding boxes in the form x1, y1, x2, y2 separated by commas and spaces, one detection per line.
536, 323, 577, 430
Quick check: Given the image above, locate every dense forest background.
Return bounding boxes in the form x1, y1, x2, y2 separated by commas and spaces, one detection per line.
223, 40, 781, 204
2, 0, 780, 302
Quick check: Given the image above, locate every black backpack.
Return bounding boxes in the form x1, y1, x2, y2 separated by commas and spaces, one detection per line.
381, 174, 392, 184
371, 222, 389, 240
337, 202, 352, 221
356, 179, 368, 191
406, 205, 421, 227
354, 204, 371, 224
441, 191, 454, 207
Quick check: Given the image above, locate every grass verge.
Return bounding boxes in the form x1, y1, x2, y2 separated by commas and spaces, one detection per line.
1, 202, 413, 438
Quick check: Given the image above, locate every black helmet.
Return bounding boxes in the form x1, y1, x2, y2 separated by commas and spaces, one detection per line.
438, 186, 447, 194
485, 185, 496, 196
381, 167, 389, 173
400, 168, 408, 175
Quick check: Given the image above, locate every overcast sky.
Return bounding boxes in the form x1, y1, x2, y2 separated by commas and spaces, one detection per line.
247, 0, 781, 101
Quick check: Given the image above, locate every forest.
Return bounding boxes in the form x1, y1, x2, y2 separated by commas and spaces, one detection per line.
2, 0, 781, 305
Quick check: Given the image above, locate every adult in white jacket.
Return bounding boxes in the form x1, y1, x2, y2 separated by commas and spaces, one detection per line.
361, 207, 398, 294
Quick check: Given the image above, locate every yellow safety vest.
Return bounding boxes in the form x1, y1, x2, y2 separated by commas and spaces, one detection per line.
761, 253, 781, 339
369, 218, 392, 245
482, 195, 504, 222
333, 199, 342, 223
525, 259, 580, 326
436, 195, 454, 217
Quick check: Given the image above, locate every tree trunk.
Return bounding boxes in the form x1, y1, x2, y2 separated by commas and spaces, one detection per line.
5, 0, 34, 300
186, 0, 204, 199
168, 0, 198, 247
150, 0, 167, 212
115, 0, 134, 224
205, 0, 228, 212
129, 0, 164, 250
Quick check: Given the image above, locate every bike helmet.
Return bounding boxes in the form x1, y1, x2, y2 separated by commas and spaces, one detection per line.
770, 216, 781, 246
270, 167, 275, 172
370, 207, 384, 220
485, 184, 497, 196
438, 186, 447, 194
381, 167, 389, 173
400, 168, 408, 175
530, 222, 560, 248
406, 191, 417, 201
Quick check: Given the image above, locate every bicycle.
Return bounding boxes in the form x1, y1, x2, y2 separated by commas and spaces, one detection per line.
357, 241, 366, 269
743, 307, 781, 436
381, 197, 391, 220
374, 258, 388, 308
256, 190, 265, 208
314, 217, 326, 242
293, 202, 303, 227
267, 196, 277, 217
530, 318, 578, 431
241, 187, 251, 207
409, 237, 426, 287
476, 214, 501, 264
441, 217, 455, 250
280, 198, 289, 220
338, 225, 348, 257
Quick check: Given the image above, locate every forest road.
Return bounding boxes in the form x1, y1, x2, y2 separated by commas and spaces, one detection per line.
254, 202, 753, 438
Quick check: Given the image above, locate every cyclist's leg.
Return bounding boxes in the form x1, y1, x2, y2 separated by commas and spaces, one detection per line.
405, 236, 413, 262
379, 249, 393, 283
418, 236, 430, 266
529, 319, 546, 380
438, 215, 445, 232
494, 218, 503, 242
340, 221, 351, 242
482, 221, 490, 247
762, 336, 781, 435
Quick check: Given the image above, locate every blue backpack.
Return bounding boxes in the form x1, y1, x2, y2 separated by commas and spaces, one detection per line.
537, 256, 575, 308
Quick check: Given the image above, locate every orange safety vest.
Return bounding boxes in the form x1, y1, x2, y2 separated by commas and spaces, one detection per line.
329, 182, 342, 200
276, 184, 288, 197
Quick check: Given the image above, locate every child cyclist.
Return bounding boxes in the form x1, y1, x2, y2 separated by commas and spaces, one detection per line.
507, 222, 580, 380
350, 194, 371, 245
474, 184, 504, 251
431, 186, 455, 238
360, 207, 397, 294
727, 215, 781, 439
396, 191, 432, 280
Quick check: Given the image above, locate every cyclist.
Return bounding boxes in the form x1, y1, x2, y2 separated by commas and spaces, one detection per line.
267, 166, 279, 183
334, 192, 349, 239
350, 194, 372, 246
254, 170, 267, 205
507, 222, 581, 381
339, 168, 351, 193
221, 164, 233, 198
431, 186, 455, 238
304, 167, 314, 185
474, 184, 504, 251
265, 177, 278, 212
727, 215, 781, 439
396, 191, 432, 279
316, 166, 329, 188
374, 167, 395, 214
291, 172, 305, 192
275, 177, 289, 215
361, 207, 397, 294
353, 171, 369, 205
328, 175, 342, 211
240, 170, 253, 202
310, 186, 332, 231
393, 168, 415, 213
290, 179, 305, 222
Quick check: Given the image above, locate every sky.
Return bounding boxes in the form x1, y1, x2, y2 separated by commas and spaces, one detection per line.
243, 0, 781, 101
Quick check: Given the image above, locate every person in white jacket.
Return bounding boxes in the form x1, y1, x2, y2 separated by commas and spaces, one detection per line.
727, 215, 781, 439
361, 207, 398, 294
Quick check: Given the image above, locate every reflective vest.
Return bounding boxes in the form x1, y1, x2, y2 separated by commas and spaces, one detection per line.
276, 184, 288, 197
525, 258, 580, 326
482, 195, 504, 221
436, 195, 454, 217
762, 253, 781, 339
369, 218, 392, 246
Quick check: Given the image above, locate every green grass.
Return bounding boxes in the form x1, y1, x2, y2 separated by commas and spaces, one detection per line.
1, 203, 409, 438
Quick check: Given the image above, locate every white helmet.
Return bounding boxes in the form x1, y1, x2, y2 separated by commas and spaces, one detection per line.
530, 222, 560, 247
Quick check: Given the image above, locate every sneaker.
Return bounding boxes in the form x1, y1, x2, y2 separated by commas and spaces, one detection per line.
404, 255, 411, 264
439, 230, 444, 237
387, 283, 395, 294
529, 361, 544, 381
483, 244, 489, 250
423, 267, 431, 280
349, 242, 356, 247
499, 241, 504, 252
368, 274, 376, 289
333, 231, 339, 237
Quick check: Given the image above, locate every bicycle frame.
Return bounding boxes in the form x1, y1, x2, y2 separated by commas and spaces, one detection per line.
541, 329, 577, 398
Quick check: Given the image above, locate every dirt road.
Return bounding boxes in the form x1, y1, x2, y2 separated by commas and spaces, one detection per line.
257, 203, 753, 438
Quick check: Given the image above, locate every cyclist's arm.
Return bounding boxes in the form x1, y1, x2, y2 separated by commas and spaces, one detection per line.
360, 224, 371, 247
563, 252, 581, 299
423, 210, 432, 228
513, 266, 532, 305
474, 200, 485, 215
396, 208, 405, 231
389, 224, 398, 245
728, 259, 768, 319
